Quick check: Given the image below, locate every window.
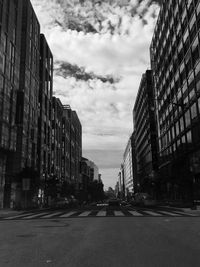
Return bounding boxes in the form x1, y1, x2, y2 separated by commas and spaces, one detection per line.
187, 130, 192, 143
175, 121, 180, 136
191, 103, 197, 119
185, 109, 191, 127
180, 116, 184, 132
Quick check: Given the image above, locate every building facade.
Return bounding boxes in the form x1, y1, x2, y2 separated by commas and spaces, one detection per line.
133, 70, 158, 196
117, 164, 125, 199
0, 0, 23, 208
65, 107, 82, 191
0, 0, 40, 208
123, 136, 134, 198
150, 0, 200, 200
52, 97, 63, 181
37, 34, 53, 204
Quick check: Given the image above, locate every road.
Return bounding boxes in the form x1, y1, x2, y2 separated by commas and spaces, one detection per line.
0, 206, 200, 267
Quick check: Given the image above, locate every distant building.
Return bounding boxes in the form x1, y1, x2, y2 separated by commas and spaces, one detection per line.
63, 106, 82, 190
118, 164, 125, 198
133, 70, 158, 196
123, 135, 135, 198
80, 157, 101, 201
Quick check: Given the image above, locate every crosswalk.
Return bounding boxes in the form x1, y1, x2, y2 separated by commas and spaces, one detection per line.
1, 208, 198, 220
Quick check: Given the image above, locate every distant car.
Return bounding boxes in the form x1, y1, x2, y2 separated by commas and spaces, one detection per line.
96, 202, 108, 207
108, 199, 121, 206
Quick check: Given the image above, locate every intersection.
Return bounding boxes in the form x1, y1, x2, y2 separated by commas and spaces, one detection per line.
1, 206, 199, 220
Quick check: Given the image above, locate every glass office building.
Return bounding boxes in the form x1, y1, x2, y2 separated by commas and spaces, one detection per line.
150, 0, 200, 200
133, 70, 158, 195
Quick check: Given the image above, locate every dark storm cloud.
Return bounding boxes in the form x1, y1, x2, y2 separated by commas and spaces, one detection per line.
54, 61, 120, 84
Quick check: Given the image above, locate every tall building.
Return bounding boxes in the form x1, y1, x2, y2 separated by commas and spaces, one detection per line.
37, 34, 53, 203
13, 0, 40, 208
123, 136, 134, 198
117, 164, 125, 198
150, 0, 200, 200
0, 0, 23, 208
52, 97, 63, 181
133, 70, 158, 196
64, 106, 82, 191
62, 106, 71, 182
0, 0, 40, 208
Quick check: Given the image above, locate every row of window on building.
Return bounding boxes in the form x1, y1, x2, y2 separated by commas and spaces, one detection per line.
0, 0, 82, 209
116, 0, 200, 202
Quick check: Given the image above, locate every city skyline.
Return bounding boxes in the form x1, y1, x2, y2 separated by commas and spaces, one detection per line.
31, 0, 161, 189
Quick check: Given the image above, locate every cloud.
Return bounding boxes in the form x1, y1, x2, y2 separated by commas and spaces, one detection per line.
31, 0, 160, 188
54, 61, 120, 83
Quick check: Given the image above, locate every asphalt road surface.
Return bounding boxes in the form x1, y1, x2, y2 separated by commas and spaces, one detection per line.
0, 206, 200, 267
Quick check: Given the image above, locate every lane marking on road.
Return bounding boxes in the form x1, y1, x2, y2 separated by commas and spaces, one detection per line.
114, 211, 124, 216
23, 212, 50, 219
78, 211, 91, 217
3, 212, 35, 220
143, 210, 161, 216
96, 210, 106, 216
128, 210, 143, 216
158, 211, 181, 216
41, 212, 63, 218
59, 211, 78, 218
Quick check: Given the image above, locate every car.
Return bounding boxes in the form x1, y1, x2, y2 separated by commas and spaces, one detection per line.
96, 202, 108, 207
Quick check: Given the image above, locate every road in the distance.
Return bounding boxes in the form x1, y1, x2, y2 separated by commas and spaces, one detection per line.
0, 207, 200, 267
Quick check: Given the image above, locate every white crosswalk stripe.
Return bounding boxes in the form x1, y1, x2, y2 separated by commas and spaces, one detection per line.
128, 210, 143, 216
114, 211, 124, 216
23, 212, 50, 219
4, 212, 36, 220
158, 211, 181, 216
143, 210, 161, 216
96, 210, 106, 216
41, 212, 63, 219
59, 211, 77, 218
78, 211, 91, 217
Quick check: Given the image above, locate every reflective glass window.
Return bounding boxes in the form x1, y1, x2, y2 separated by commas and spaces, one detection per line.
182, 135, 186, 143
187, 130, 192, 143
180, 116, 184, 132
175, 121, 180, 135
185, 109, 191, 127
195, 60, 200, 76
191, 103, 197, 119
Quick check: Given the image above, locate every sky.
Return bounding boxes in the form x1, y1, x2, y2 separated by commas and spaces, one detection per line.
31, 0, 160, 190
